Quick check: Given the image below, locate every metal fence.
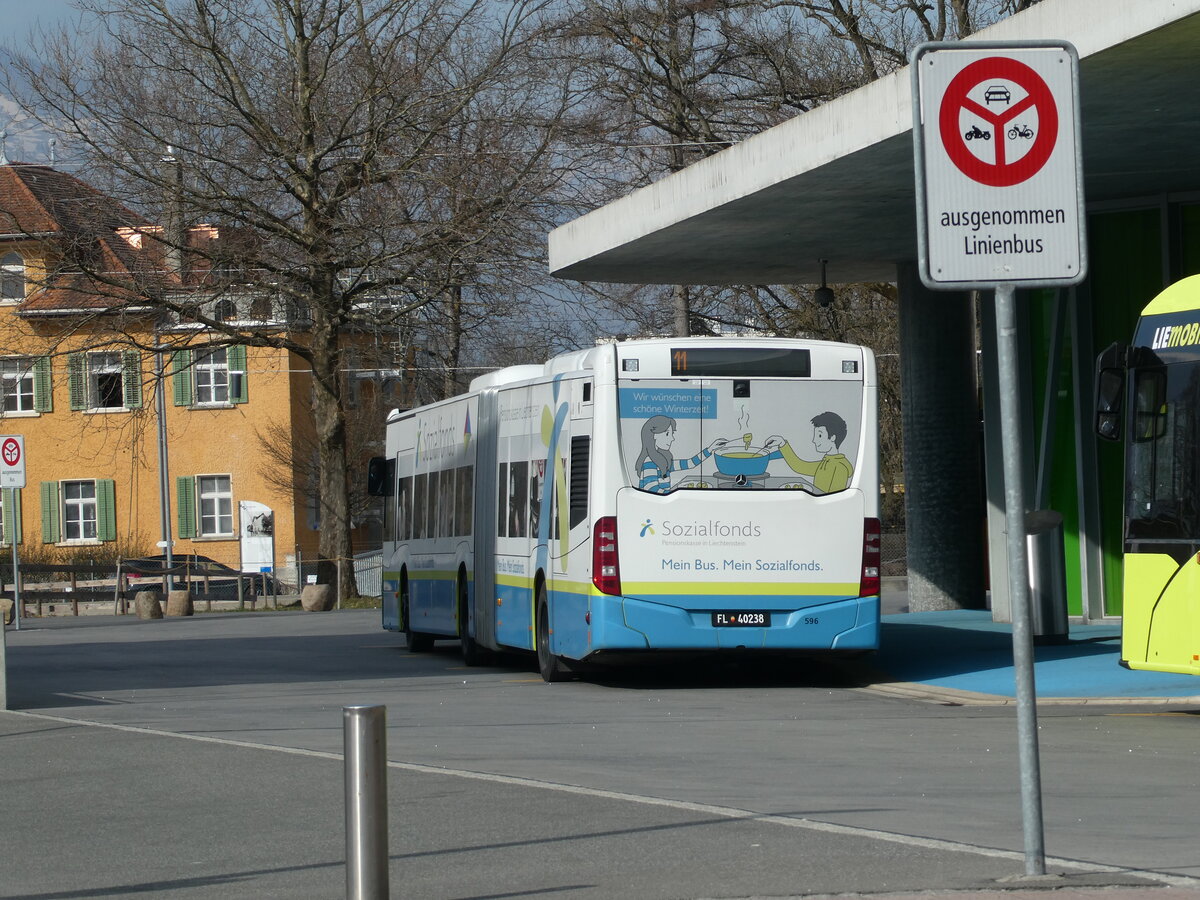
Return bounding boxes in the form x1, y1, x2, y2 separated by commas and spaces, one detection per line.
881, 532, 908, 577
353, 551, 382, 598
286, 551, 383, 599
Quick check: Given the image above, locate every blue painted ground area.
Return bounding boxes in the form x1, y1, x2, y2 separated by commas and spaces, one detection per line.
874, 610, 1200, 700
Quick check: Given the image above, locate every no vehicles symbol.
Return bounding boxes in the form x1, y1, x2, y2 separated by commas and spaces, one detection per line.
939, 56, 1058, 187
2, 438, 19, 467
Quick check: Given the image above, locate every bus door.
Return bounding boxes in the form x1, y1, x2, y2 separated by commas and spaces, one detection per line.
552, 379, 592, 580
472, 390, 500, 651
495, 385, 537, 649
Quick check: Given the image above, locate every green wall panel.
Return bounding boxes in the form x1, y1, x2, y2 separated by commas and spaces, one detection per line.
1086, 209, 1163, 616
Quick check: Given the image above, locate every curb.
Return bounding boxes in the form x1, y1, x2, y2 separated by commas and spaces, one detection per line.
859, 680, 1200, 707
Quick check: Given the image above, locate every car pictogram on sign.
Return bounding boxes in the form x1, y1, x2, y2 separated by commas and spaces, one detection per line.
984, 84, 1011, 104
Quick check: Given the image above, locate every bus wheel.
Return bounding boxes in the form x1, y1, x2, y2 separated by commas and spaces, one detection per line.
403, 579, 432, 653
459, 577, 487, 666
536, 585, 571, 683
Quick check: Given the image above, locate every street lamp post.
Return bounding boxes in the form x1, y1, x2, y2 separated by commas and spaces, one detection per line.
155, 348, 175, 588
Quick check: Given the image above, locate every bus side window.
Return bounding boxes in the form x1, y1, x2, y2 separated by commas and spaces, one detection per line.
457, 466, 473, 536
510, 461, 528, 538
1132, 370, 1167, 442
570, 436, 590, 529
398, 475, 413, 542
497, 463, 508, 537
426, 470, 440, 539
414, 473, 428, 540
440, 468, 455, 537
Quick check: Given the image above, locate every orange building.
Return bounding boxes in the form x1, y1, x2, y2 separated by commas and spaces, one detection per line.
0, 162, 368, 583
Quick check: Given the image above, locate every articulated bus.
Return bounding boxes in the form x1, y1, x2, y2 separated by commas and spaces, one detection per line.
370, 337, 880, 681
1096, 275, 1200, 676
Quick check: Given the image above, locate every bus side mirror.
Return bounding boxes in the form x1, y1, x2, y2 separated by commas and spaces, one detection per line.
1095, 342, 1127, 442
1096, 368, 1125, 441
367, 456, 394, 496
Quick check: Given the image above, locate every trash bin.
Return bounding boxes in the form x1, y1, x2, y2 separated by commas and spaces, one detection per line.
1026, 509, 1069, 644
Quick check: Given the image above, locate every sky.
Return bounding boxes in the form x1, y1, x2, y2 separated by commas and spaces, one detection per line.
3, 0, 80, 35
0, 0, 89, 165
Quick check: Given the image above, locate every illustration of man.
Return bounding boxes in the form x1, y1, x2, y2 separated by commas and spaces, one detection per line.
765, 411, 854, 493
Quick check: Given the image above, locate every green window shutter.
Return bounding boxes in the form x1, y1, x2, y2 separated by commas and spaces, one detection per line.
33, 356, 52, 412
12, 488, 22, 544
176, 476, 196, 539
40, 481, 60, 543
228, 345, 248, 404
67, 353, 85, 410
122, 350, 142, 409
1, 489, 10, 545
96, 479, 116, 542
172, 350, 193, 406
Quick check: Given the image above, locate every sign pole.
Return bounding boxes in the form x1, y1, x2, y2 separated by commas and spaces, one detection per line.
10, 531, 19, 632
912, 40, 1084, 879
995, 283, 1045, 875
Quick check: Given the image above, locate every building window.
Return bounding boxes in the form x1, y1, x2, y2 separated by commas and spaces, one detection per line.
176, 474, 234, 538
173, 346, 248, 407
63, 480, 97, 540
88, 352, 124, 410
68, 351, 142, 412
214, 298, 237, 322
195, 347, 230, 404
1, 252, 25, 301
39, 479, 116, 543
0, 358, 35, 412
198, 475, 233, 536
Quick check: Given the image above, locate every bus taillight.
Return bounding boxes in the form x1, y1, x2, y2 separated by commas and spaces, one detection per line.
860, 518, 881, 597
593, 516, 622, 595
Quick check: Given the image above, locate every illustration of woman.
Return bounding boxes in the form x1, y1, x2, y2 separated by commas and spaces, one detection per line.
635, 415, 728, 493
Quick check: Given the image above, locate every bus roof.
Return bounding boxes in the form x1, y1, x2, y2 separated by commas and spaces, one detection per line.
1142, 274, 1200, 316
467, 336, 870, 392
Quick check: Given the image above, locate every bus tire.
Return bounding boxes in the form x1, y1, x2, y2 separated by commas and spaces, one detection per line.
459, 575, 487, 666
536, 584, 571, 683
402, 575, 433, 653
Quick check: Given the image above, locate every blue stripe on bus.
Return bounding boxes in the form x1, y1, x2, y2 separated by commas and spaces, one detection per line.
580, 592, 879, 653
393, 574, 879, 656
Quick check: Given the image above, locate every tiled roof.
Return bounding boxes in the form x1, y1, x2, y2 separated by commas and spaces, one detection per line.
0, 163, 181, 313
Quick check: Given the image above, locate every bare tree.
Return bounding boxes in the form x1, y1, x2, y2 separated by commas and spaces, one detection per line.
561, 0, 837, 336
11, 0, 572, 598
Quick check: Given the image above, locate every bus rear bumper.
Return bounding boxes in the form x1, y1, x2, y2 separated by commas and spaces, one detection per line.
600, 593, 880, 651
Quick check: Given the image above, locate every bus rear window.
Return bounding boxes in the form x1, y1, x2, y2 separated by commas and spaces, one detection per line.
621, 378, 862, 494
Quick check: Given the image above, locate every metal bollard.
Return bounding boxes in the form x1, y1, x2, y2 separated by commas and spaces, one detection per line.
344, 705, 389, 899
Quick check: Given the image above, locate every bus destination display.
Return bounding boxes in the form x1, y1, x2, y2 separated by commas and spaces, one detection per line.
670, 347, 811, 378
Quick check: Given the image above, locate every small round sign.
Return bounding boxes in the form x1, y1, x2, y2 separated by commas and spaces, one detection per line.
1, 437, 20, 467
938, 56, 1059, 188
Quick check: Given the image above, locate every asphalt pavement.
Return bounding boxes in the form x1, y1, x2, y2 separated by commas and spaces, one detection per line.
2, 584, 1199, 900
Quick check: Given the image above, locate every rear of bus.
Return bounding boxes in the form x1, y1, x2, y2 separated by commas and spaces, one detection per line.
588, 338, 880, 654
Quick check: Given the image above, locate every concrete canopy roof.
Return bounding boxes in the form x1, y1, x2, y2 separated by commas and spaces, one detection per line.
549, 0, 1200, 287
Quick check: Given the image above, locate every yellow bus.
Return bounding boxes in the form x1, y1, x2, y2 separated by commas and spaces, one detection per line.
1096, 275, 1200, 675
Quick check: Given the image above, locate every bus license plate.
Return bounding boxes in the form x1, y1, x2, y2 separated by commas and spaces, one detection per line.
711, 611, 770, 627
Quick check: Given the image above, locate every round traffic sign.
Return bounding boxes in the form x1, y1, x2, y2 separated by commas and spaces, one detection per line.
2, 437, 20, 467
938, 56, 1059, 187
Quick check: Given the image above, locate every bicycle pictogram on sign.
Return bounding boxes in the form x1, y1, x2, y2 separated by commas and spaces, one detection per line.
938, 56, 1058, 188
